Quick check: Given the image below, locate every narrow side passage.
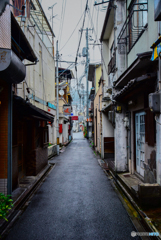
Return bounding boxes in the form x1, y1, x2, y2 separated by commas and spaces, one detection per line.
5, 135, 140, 240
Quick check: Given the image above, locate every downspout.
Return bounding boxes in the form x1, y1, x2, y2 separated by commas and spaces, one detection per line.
7, 84, 12, 195
126, 111, 131, 173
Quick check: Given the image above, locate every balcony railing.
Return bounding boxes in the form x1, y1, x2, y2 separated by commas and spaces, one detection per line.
108, 51, 116, 75
117, 1, 148, 54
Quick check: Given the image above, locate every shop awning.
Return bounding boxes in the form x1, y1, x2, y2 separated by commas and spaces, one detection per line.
13, 95, 54, 123
0, 49, 26, 83
114, 52, 158, 88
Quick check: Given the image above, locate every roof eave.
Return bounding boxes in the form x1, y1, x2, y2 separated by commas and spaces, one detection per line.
100, 2, 112, 42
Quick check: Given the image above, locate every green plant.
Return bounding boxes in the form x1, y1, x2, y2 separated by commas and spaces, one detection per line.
0, 193, 13, 221
83, 127, 87, 138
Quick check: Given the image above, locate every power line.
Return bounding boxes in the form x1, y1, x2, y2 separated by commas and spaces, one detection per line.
87, 8, 109, 78
59, 10, 85, 52
75, 0, 89, 66
58, 0, 64, 40
59, 0, 67, 48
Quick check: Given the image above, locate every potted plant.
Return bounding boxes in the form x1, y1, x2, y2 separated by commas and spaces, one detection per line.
0, 193, 13, 221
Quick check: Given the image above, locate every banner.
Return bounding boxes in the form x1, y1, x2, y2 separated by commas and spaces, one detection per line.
151, 43, 161, 61
72, 116, 78, 120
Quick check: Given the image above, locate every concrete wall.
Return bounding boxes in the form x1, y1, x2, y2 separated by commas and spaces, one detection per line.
115, 112, 127, 172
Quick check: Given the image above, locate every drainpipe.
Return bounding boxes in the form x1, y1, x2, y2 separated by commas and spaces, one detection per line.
7, 84, 12, 195
158, 21, 161, 90
129, 111, 131, 160
125, 111, 131, 172
127, 111, 131, 173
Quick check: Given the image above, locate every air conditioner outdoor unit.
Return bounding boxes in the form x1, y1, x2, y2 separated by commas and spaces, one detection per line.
104, 92, 111, 99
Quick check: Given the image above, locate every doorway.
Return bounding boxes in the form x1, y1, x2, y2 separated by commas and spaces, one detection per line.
135, 112, 145, 177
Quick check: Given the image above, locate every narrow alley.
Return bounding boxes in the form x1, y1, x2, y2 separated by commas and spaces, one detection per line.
4, 132, 139, 240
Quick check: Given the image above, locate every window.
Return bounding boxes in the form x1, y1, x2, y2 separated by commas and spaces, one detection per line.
129, 0, 148, 50
118, 0, 148, 54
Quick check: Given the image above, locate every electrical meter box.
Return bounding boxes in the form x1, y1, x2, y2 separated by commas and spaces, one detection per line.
149, 92, 160, 113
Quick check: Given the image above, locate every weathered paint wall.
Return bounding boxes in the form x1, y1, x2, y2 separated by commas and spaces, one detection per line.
115, 112, 127, 172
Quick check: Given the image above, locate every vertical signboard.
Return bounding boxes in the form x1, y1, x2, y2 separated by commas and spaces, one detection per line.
63, 105, 71, 115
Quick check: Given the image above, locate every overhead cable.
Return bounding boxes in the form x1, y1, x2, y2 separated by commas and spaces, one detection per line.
59, 10, 85, 52
87, 8, 109, 78
75, 0, 89, 66
59, 0, 67, 48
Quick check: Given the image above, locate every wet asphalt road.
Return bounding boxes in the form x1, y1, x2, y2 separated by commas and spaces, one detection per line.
5, 132, 139, 240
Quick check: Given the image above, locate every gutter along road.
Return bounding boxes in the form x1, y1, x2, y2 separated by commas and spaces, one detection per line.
5, 132, 140, 240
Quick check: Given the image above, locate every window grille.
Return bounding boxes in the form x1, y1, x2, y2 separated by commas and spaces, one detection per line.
118, 0, 148, 54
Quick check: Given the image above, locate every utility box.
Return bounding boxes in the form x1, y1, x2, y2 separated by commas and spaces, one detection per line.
82, 47, 87, 57
149, 92, 160, 113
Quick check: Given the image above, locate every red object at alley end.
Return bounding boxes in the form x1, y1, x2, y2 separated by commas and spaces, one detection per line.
72, 116, 78, 120
59, 124, 63, 133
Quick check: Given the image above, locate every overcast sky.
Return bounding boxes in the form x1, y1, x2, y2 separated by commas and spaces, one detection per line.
41, 0, 108, 104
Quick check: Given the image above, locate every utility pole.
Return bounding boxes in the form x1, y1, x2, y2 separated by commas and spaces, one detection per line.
56, 40, 59, 155
48, 3, 57, 55
85, 28, 89, 139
